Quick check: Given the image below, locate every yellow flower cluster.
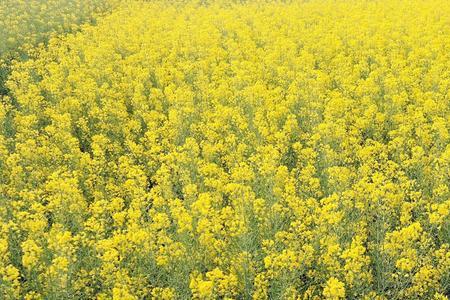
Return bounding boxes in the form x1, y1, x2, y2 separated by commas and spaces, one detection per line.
1, 0, 450, 299
0, 0, 121, 95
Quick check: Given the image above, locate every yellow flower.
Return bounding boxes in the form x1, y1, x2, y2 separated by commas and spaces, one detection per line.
21, 239, 43, 270
323, 277, 346, 300
197, 281, 214, 298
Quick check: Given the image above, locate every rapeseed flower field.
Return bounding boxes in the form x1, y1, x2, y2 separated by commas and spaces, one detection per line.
0, 0, 120, 95
1, 0, 450, 299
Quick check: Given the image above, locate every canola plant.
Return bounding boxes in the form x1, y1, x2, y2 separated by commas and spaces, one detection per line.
1, 0, 450, 299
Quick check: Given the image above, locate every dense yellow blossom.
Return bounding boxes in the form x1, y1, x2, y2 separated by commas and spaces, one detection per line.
1, 0, 450, 299
0, 0, 121, 96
